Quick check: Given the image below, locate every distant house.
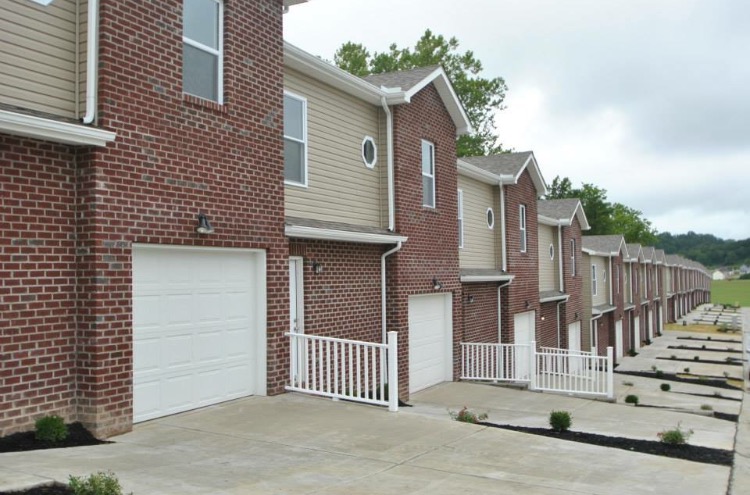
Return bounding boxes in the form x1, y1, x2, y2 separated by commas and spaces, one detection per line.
713, 270, 726, 281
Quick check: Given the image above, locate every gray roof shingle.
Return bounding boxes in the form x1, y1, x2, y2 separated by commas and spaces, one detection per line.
583, 235, 626, 255
460, 152, 533, 177
537, 198, 582, 221
363, 66, 441, 91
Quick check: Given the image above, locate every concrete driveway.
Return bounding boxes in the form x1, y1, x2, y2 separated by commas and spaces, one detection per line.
0, 389, 731, 495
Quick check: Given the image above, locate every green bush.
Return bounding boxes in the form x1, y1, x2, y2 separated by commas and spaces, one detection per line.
628, 348, 638, 357
660, 383, 671, 392
549, 410, 572, 432
683, 367, 690, 373
700, 404, 713, 411
655, 370, 664, 379
449, 407, 488, 424
657, 423, 693, 446
625, 394, 639, 406
35, 415, 68, 443
68, 471, 130, 495
693, 355, 700, 361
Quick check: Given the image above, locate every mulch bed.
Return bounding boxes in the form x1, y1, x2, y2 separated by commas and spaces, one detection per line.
673, 391, 742, 402
479, 422, 734, 466
0, 483, 72, 495
668, 345, 742, 354
656, 356, 743, 366
615, 370, 743, 390
677, 336, 742, 344
0, 423, 108, 454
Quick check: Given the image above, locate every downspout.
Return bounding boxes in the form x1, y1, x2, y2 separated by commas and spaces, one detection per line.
499, 182, 507, 271
557, 225, 564, 291
381, 97, 395, 231
381, 241, 402, 343
591, 313, 603, 352
82, 0, 99, 124
608, 256, 614, 306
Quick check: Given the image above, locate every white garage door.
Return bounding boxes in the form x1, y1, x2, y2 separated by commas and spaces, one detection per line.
513, 311, 535, 380
133, 245, 266, 422
408, 294, 452, 393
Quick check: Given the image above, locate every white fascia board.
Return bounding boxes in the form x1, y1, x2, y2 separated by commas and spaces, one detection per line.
0, 109, 116, 146
592, 306, 615, 315
404, 67, 472, 136
283, 0, 308, 5
582, 248, 617, 257
515, 153, 549, 196
540, 293, 569, 303
285, 225, 408, 244
460, 274, 515, 283
284, 42, 388, 105
457, 160, 513, 185
573, 202, 591, 230
538, 215, 565, 227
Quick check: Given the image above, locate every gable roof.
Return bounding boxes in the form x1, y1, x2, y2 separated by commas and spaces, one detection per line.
284, 43, 471, 136
582, 234, 628, 257
537, 198, 591, 230
626, 243, 644, 262
654, 249, 667, 264
641, 246, 655, 262
458, 152, 548, 195
364, 66, 441, 92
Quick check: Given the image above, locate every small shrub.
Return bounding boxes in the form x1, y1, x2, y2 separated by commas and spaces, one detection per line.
449, 407, 488, 424
713, 391, 723, 398
701, 344, 706, 349
549, 410, 572, 432
670, 355, 677, 360
651, 365, 658, 372
644, 339, 652, 345
698, 376, 708, 383
35, 415, 68, 443
660, 383, 671, 392
683, 367, 690, 373
657, 423, 694, 446
625, 394, 639, 406
723, 371, 730, 378
622, 381, 634, 387
700, 404, 713, 411
655, 370, 664, 378
707, 336, 712, 340
68, 471, 130, 495
628, 348, 638, 357
693, 355, 700, 361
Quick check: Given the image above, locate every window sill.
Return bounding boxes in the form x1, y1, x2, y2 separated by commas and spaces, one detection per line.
183, 93, 227, 114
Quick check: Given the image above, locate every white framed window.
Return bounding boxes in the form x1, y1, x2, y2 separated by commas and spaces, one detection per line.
486, 208, 495, 229
570, 239, 576, 277
615, 264, 620, 294
549, 244, 555, 260
421, 140, 435, 208
362, 136, 377, 169
519, 204, 527, 252
457, 189, 464, 249
592, 264, 598, 296
284, 91, 307, 186
183, 0, 223, 103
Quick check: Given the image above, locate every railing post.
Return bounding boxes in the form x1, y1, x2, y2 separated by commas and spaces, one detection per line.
606, 346, 614, 400
387, 331, 399, 412
529, 341, 537, 391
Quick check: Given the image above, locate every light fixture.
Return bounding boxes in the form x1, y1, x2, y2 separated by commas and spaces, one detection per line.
467, 295, 475, 304
525, 300, 530, 309
195, 213, 214, 234
574, 312, 579, 320
311, 261, 323, 274
432, 278, 443, 290
541, 316, 546, 321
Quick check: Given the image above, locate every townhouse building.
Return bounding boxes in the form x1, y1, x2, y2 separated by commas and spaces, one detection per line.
624, 243, 643, 353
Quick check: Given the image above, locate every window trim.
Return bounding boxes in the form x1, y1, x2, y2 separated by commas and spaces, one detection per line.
361, 135, 377, 169
421, 140, 436, 208
570, 239, 576, 277
183, 0, 224, 104
592, 264, 598, 296
283, 90, 308, 188
457, 189, 464, 249
519, 204, 527, 252
486, 207, 495, 229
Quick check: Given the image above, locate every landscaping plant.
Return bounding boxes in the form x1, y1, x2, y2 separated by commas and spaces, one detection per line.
549, 410, 572, 433
660, 383, 671, 392
35, 415, 68, 443
625, 394, 639, 406
68, 471, 131, 495
449, 407, 488, 424
657, 423, 694, 446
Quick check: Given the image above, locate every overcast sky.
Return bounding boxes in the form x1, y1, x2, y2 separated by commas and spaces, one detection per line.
284, 0, 750, 241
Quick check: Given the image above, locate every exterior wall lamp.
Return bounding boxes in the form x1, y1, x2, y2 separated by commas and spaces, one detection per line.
195, 213, 214, 234
311, 261, 323, 274
467, 295, 475, 304
432, 278, 443, 290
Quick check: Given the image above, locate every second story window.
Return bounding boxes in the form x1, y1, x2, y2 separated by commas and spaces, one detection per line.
457, 189, 464, 248
183, 0, 222, 103
422, 140, 435, 208
592, 264, 598, 296
570, 239, 576, 276
519, 205, 527, 252
284, 92, 307, 186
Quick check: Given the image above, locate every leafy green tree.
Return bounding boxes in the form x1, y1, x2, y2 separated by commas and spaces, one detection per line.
611, 203, 657, 245
333, 30, 508, 157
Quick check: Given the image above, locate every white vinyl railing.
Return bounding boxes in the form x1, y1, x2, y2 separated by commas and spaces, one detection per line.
461, 341, 614, 399
286, 331, 398, 412
461, 343, 532, 382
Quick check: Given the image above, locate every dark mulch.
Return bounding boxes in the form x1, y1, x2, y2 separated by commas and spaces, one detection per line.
479, 422, 734, 466
656, 356, 743, 366
677, 336, 742, 344
0, 483, 72, 495
713, 412, 740, 423
668, 345, 742, 354
673, 391, 742, 402
615, 370, 742, 390
0, 423, 108, 454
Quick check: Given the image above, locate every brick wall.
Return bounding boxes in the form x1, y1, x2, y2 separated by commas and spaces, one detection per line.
0, 136, 79, 436
387, 84, 461, 399
538, 302, 560, 347
500, 170, 540, 344
462, 283, 498, 343
290, 240, 384, 343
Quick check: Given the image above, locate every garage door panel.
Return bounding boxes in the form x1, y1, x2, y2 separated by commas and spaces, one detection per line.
409, 294, 452, 394
133, 245, 263, 423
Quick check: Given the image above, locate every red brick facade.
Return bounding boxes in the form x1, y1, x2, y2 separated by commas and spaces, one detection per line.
388, 84, 462, 399
462, 284, 499, 343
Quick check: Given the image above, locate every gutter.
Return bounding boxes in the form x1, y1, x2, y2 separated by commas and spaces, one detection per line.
82, 0, 99, 124
381, 241, 402, 343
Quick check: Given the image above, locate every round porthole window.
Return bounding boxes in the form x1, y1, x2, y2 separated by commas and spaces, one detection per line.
549, 244, 555, 260
486, 208, 495, 229
362, 136, 377, 169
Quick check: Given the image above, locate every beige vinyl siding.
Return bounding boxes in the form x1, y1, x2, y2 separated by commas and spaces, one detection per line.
538, 225, 556, 291
458, 176, 496, 269
592, 257, 608, 306
284, 68, 384, 227
0, 0, 81, 118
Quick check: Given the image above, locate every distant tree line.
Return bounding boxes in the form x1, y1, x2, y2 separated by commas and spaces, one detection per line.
655, 232, 750, 268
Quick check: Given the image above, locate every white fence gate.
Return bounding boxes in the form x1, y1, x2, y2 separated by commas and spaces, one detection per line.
461, 341, 614, 399
286, 332, 399, 411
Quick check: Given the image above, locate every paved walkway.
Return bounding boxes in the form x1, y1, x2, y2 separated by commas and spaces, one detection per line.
728, 307, 750, 494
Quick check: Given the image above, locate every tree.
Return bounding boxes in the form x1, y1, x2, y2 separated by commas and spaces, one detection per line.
333, 30, 508, 157
611, 203, 657, 246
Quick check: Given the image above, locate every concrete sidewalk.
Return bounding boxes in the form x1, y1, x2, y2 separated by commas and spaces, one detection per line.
728, 307, 750, 495
0, 392, 730, 495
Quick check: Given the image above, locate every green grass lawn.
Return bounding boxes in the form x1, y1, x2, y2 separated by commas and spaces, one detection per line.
711, 279, 750, 307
